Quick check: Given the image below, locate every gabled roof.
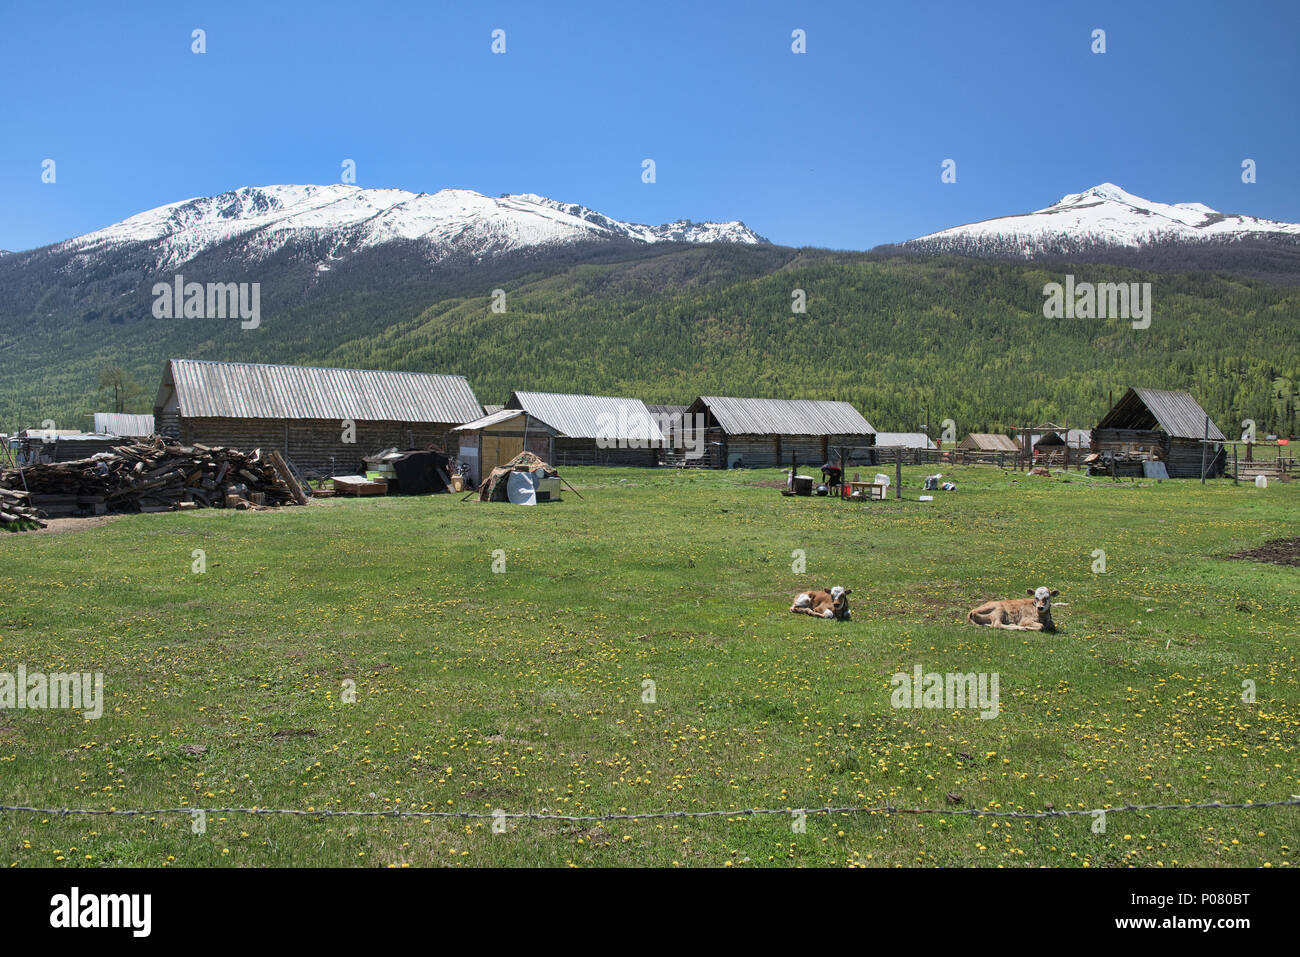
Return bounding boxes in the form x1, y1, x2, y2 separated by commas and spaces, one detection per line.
454, 408, 559, 432
646, 404, 689, 418
874, 431, 936, 450
688, 396, 874, 436
507, 391, 665, 443
156, 359, 482, 424
1096, 388, 1226, 441
960, 432, 1019, 451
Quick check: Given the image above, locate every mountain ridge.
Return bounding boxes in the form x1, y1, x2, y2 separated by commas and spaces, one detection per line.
49, 184, 768, 272
900, 183, 1300, 261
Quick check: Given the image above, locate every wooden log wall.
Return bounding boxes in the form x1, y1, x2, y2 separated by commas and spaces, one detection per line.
177, 416, 457, 474
1167, 437, 1224, 478
707, 432, 875, 470
1092, 428, 1224, 478
550, 439, 658, 468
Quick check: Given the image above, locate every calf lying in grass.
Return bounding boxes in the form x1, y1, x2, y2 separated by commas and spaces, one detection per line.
968, 587, 1059, 631
790, 586, 852, 620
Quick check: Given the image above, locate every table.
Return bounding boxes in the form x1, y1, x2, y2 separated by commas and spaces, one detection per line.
844, 481, 888, 501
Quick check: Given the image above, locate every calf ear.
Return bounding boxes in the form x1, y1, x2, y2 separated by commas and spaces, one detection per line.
1050, 589, 1060, 597
844, 589, 852, 595
1026, 588, 1035, 596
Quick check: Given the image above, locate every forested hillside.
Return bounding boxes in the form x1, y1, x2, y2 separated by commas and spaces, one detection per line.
2, 241, 1297, 438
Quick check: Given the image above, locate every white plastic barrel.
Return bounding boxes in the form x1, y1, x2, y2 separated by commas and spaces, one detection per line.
1255, 474, 1268, 489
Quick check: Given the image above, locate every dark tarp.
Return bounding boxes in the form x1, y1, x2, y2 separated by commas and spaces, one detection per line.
363, 448, 452, 494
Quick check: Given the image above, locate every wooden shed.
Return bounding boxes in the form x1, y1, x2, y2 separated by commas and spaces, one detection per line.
1092, 387, 1226, 478
453, 409, 560, 486
153, 359, 483, 474
958, 433, 1019, 452
504, 391, 664, 467
684, 396, 875, 469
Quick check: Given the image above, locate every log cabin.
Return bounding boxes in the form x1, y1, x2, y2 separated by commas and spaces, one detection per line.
684, 396, 875, 469
1092, 387, 1226, 478
153, 358, 483, 475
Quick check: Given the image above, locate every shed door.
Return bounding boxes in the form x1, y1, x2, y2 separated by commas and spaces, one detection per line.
482, 433, 525, 477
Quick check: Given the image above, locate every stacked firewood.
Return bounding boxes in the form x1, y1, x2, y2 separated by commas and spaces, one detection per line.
0, 487, 46, 531
0, 438, 301, 521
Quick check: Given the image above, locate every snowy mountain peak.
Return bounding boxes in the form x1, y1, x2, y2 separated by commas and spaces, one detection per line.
58, 185, 768, 270
904, 183, 1300, 259
1059, 182, 1147, 206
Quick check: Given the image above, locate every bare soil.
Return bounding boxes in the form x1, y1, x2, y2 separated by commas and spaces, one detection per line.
23, 515, 121, 535
1226, 537, 1300, 567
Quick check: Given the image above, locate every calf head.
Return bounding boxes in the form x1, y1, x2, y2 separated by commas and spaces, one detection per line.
830, 585, 853, 619
1026, 586, 1059, 617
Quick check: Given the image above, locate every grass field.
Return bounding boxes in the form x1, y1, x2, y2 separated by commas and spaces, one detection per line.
1, 465, 1297, 867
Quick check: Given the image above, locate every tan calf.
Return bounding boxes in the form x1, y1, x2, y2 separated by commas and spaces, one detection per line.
968, 587, 1059, 631
790, 586, 852, 620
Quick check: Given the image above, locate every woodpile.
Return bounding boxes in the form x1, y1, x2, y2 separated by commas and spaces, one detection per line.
1, 488, 46, 531
0, 438, 303, 524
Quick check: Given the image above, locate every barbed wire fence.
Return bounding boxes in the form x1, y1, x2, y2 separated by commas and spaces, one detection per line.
4, 796, 1299, 825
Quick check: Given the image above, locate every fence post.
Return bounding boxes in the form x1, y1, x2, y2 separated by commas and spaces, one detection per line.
1200, 415, 1209, 484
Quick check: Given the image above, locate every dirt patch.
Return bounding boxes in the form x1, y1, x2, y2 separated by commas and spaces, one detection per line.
1226, 537, 1300, 567
18, 515, 121, 535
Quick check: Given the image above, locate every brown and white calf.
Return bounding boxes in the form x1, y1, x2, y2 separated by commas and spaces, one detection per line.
790, 586, 853, 620
967, 587, 1059, 631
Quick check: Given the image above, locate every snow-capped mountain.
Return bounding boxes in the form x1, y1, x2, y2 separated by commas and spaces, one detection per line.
56, 185, 767, 271
903, 183, 1300, 259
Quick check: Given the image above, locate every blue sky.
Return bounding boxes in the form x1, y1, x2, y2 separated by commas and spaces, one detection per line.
2, 0, 1297, 252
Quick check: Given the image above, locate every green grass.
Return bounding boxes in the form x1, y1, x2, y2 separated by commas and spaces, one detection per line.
1, 466, 1297, 867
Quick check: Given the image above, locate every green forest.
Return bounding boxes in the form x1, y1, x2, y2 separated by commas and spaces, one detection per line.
2, 242, 1298, 438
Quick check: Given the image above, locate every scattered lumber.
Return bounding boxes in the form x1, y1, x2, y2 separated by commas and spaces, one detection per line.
0, 487, 46, 532
0, 438, 303, 527
267, 450, 309, 506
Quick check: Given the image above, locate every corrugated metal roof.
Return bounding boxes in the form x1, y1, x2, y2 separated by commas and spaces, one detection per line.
874, 431, 936, 449
454, 409, 561, 432
22, 431, 117, 441
691, 396, 875, 436
161, 359, 482, 424
508, 391, 665, 442
455, 409, 526, 431
93, 412, 155, 437
1133, 388, 1226, 441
